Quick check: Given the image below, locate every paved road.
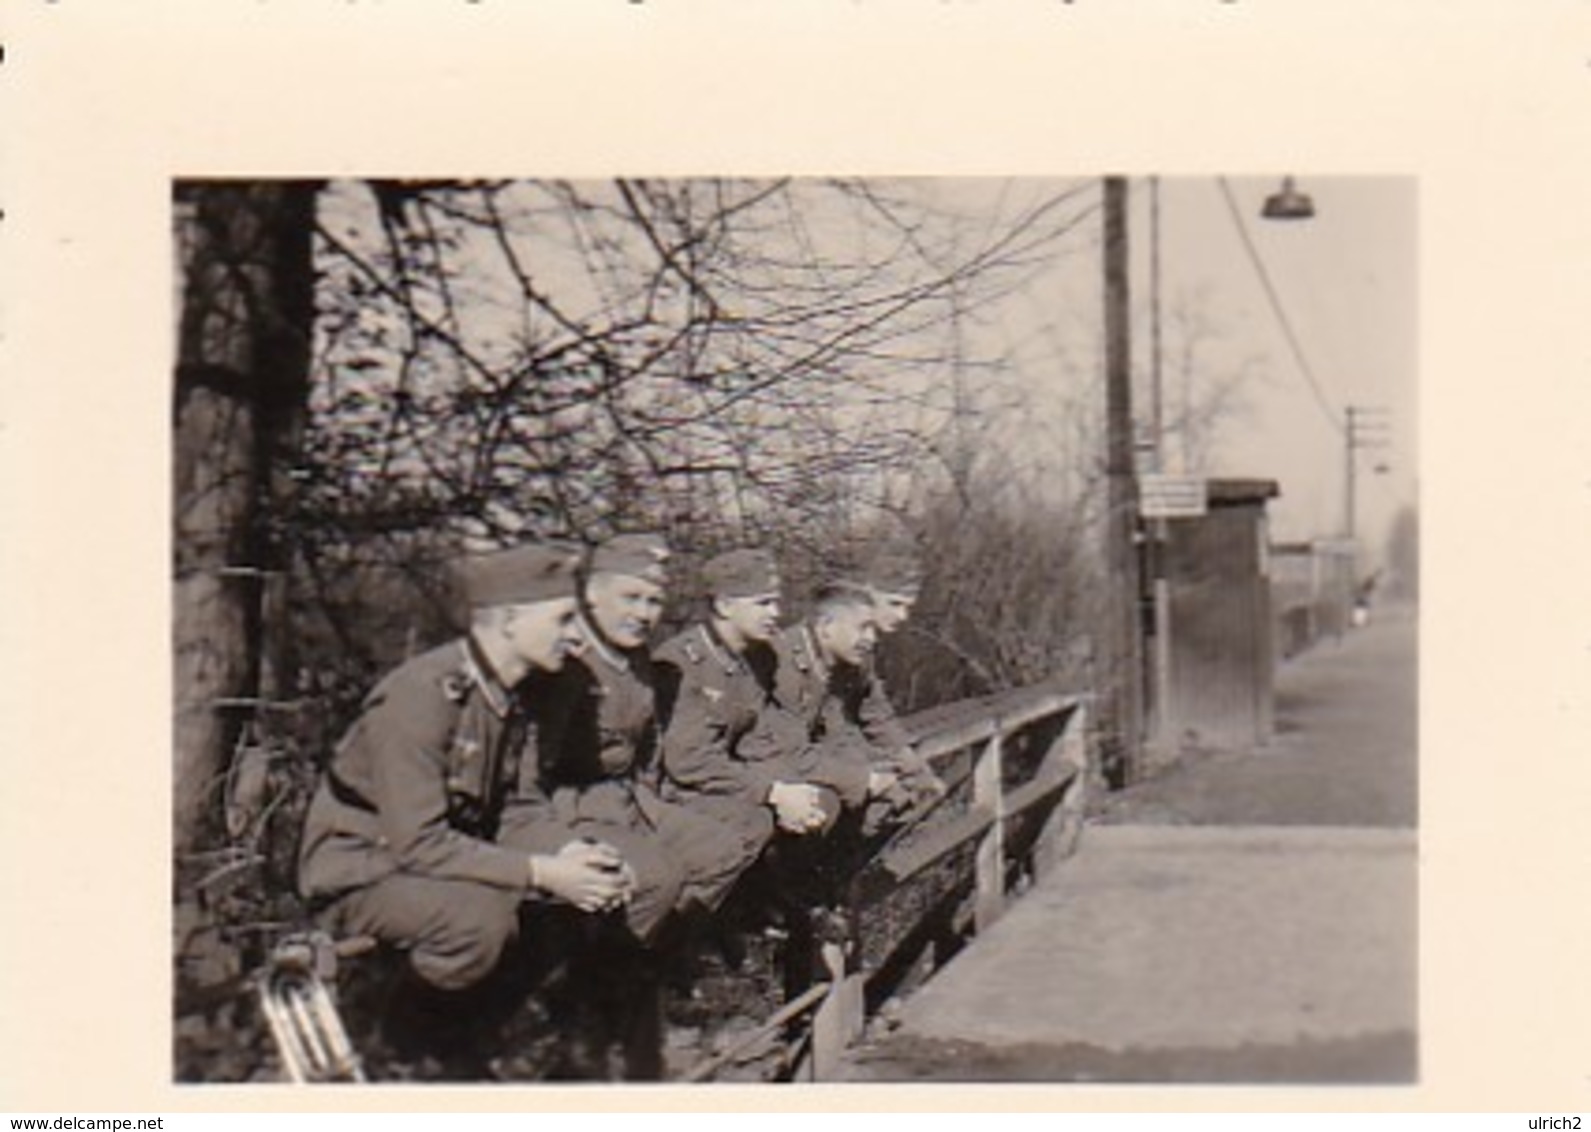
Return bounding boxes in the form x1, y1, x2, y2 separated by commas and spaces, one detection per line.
841, 606, 1418, 1083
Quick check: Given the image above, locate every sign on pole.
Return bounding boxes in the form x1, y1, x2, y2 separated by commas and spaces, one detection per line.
1140, 474, 1208, 519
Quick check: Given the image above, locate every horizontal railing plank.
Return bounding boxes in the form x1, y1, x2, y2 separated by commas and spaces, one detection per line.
1001, 761, 1080, 822
754, 679, 1092, 1083
865, 802, 998, 894
859, 759, 1081, 899
906, 691, 1086, 763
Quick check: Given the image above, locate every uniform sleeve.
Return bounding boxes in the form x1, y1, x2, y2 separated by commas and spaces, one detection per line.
497, 717, 566, 851
660, 675, 784, 804
357, 693, 533, 892
856, 666, 939, 786
857, 664, 913, 752
735, 697, 812, 786
803, 731, 874, 807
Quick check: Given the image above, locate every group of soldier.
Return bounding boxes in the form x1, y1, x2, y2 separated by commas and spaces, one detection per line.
295, 532, 943, 1078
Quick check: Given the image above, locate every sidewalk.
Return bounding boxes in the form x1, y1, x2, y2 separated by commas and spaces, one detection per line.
1098, 603, 1417, 829
840, 606, 1419, 1083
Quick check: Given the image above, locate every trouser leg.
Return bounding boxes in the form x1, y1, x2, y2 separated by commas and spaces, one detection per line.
334, 874, 521, 992
537, 915, 668, 1081
651, 800, 771, 913
501, 813, 685, 944
556, 820, 683, 943
759, 791, 858, 909
329, 875, 524, 1075
596, 929, 666, 1081
796, 738, 873, 812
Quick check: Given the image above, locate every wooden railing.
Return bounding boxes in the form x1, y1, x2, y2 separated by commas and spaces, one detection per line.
240, 680, 1092, 1085
686, 681, 1092, 1082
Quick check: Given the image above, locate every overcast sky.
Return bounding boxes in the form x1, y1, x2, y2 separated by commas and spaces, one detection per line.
312, 176, 1417, 558
938, 174, 1417, 559
1145, 175, 1417, 553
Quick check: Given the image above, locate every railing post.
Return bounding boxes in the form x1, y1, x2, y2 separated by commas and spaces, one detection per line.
778, 690, 1093, 1082
1032, 703, 1091, 879
807, 931, 863, 1080
973, 731, 1006, 933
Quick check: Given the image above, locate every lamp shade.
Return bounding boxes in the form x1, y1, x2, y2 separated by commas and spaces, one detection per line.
1262, 176, 1315, 220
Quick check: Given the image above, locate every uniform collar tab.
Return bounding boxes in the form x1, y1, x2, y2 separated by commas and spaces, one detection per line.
578, 612, 630, 673
800, 623, 830, 683
461, 636, 514, 718
699, 623, 741, 676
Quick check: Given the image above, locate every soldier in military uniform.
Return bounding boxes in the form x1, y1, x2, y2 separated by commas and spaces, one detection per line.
835, 542, 947, 816
857, 541, 922, 640
837, 544, 925, 749
514, 534, 766, 1078
654, 548, 870, 854
518, 533, 760, 923
297, 542, 633, 1012
772, 580, 945, 835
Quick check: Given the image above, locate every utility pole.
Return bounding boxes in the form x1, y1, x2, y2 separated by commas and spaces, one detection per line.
1344, 405, 1392, 543
1344, 406, 1358, 542
1103, 176, 1144, 785
1148, 177, 1175, 761
1149, 178, 1165, 462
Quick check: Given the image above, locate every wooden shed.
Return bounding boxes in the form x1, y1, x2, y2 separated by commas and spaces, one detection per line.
1151, 478, 1280, 750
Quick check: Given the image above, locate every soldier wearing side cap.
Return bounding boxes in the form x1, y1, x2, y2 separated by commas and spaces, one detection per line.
511, 534, 766, 1078
296, 541, 632, 1065
843, 542, 945, 810
772, 580, 946, 837
521, 534, 763, 914
653, 549, 871, 854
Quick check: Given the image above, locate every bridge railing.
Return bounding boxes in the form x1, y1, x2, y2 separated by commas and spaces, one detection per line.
687, 680, 1092, 1081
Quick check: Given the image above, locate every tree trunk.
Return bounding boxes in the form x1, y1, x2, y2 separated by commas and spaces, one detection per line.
172, 181, 317, 857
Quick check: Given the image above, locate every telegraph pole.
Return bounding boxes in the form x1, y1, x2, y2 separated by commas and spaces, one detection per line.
1147, 177, 1175, 760
1344, 405, 1391, 542
1149, 178, 1165, 461
1344, 406, 1358, 542
1103, 177, 1144, 785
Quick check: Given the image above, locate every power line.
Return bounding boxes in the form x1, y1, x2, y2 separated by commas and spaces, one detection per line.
1216, 177, 1344, 436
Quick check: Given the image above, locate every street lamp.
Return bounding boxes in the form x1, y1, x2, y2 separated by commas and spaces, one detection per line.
1262, 176, 1315, 220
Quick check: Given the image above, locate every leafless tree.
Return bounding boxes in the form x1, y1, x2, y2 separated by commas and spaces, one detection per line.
173, 176, 1102, 857
172, 181, 317, 856
292, 177, 1098, 653
1159, 286, 1270, 474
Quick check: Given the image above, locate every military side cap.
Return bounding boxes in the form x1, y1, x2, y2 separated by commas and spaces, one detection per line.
701, 547, 780, 598
458, 540, 583, 608
590, 532, 671, 584
855, 542, 924, 595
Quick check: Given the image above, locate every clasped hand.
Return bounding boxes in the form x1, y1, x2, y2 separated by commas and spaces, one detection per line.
768, 780, 828, 834
533, 838, 635, 914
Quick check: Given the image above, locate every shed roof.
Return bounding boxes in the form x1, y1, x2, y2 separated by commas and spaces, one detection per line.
1206, 478, 1281, 506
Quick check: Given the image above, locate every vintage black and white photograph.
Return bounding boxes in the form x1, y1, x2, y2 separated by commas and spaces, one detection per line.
170, 175, 1416, 1086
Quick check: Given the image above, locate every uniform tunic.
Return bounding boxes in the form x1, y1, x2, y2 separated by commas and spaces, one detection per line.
653, 623, 809, 848
652, 623, 878, 845
772, 624, 940, 817
297, 636, 545, 990
509, 616, 760, 922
